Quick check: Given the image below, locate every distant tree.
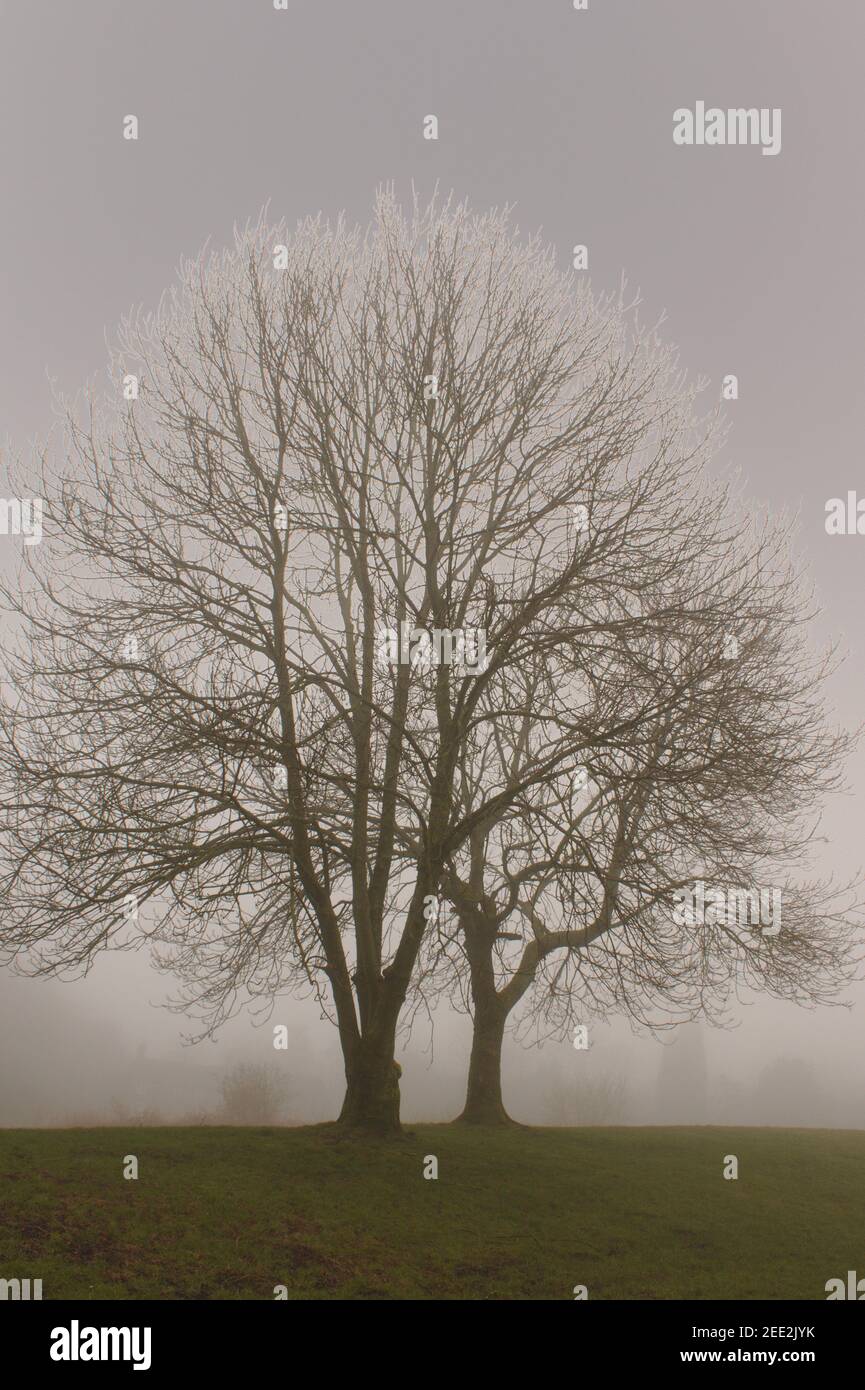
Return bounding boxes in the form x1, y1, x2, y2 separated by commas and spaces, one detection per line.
753, 1056, 827, 1127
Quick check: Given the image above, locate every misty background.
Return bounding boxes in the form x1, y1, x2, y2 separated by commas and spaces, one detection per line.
0, 0, 862, 1129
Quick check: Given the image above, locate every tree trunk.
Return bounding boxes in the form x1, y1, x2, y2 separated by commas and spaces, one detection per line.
334, 892, 433, 1137
338, 1036, 403, 1136
457, 997, 514, 1125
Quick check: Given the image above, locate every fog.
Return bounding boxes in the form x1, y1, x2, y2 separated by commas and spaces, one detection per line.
1, 0, 863, 1132
1, 951, 862, 1129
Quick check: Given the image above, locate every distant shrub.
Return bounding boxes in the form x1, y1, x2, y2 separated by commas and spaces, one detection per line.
544, 1070, 630, 1126
219, 1063, 284, 1125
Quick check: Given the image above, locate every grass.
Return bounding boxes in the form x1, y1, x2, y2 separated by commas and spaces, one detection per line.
0, 1123, 861, 1299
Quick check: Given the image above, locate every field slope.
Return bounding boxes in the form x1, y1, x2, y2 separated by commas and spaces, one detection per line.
0, 1124, 861, 1300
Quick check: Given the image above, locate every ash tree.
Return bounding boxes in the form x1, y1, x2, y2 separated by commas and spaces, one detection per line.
430, 571, 859, 1125
0, 189, 856, 1135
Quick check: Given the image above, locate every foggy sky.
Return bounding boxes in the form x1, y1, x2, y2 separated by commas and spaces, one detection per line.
0, 0, 862, 1128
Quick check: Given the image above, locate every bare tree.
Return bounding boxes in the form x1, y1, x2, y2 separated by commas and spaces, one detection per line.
2, 188, 854, 1136
426, 532, 860, 1124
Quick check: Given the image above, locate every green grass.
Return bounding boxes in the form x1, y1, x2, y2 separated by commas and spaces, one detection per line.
0, 1123, 861, 1299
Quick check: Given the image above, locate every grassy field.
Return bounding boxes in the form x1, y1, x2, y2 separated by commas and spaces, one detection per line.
0, 1123, 861, 1300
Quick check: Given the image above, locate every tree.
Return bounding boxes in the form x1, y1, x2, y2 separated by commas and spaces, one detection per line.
1, 188, 856, 1137
433, 603, 862, 1123
425, 443, 861, 1125
753, 1056, 828, 1127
